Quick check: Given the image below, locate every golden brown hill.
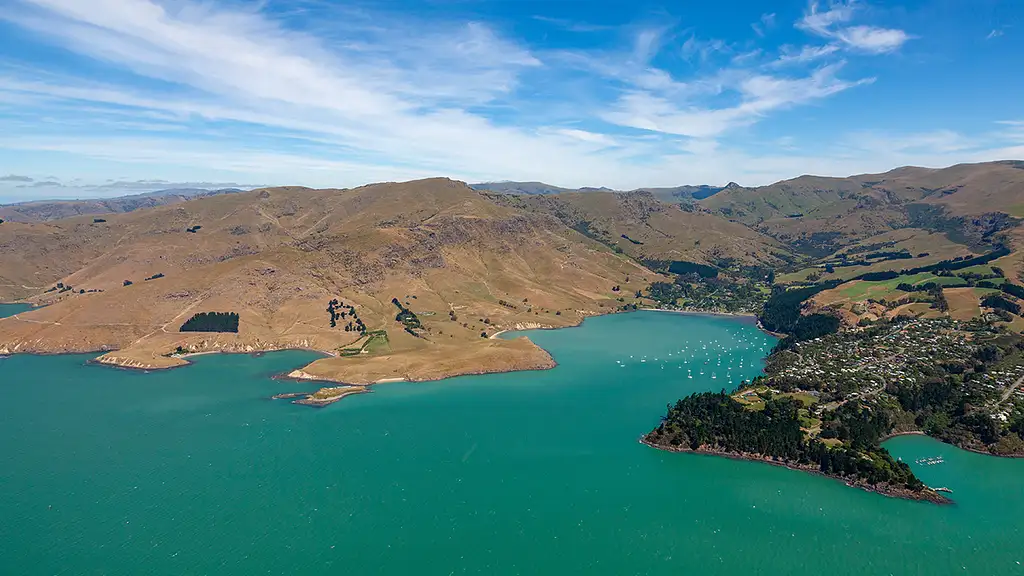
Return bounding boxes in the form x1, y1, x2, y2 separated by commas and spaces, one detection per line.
0, 178, 656, 392
702, 161, 1024, 256
483, 190, 788, 267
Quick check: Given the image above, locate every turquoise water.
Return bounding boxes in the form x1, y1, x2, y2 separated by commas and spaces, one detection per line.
1, 311, 1023, 575
0, 302, 31, 318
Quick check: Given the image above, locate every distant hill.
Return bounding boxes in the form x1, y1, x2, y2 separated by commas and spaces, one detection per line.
700, 161, 1024, 256
0, 187, 245, 223
636, 184, 725, 202
482, 190, 788, 268
470, 181, 725, 202
469, 181, 576, 195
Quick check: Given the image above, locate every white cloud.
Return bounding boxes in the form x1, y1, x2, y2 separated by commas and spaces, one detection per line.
798, 2, 856, 36
549, 129, 619, 147
0, 0, 1008, 196
531, 16, 612, 33
752, 12, 777, 37
681, 36, 729, 61
836, 25, 911, 54
843, 130, 978, 155
771, 44, 840, 66
603, 63, 873, 138
797, 1, 912, 54
986, 29, 1004, 40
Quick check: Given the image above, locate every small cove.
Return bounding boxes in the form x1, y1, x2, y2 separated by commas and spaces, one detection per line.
1, 311, 1022, 575
0, 302, 32, 319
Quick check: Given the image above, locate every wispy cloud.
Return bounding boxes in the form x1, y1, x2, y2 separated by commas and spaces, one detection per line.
797, 1, 912, 54
531, 15, 612, 33
986, 29, 1004, 40
751, 13, 777, 38
0, 174, 34, 182
771, 44, 841, 67
602, 63, 873, 138
681, 36, 730, 61
0, 0, 1010, 196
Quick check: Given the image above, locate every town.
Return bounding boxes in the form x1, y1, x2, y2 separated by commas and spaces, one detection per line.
734, 317, 1024, 455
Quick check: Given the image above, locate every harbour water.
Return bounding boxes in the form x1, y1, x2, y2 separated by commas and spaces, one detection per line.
0, 302, 32, 319
1, 311, 1022, 575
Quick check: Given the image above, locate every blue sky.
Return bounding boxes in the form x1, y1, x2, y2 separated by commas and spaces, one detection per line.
0, 0, 1021, 201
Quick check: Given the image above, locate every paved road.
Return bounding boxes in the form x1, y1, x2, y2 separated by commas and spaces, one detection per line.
998, 373, 1024, 406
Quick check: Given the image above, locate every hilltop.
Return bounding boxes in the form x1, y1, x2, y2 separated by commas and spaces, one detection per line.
470, 181, 725, 202
702, 161, 1024, 256
484, 190, 788, 268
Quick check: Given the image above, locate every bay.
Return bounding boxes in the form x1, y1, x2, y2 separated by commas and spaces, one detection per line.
0, 311, 1022, 575
0, 302, 32, 319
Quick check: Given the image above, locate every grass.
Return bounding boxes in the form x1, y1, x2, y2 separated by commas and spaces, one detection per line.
798, 412, 820, 429
833, 273, 966, 302
954, 264, 996, 276
999, 314, 1024, 334
780, 392, 818, 407
362, 330, 390, 354
733, 389, 766, 411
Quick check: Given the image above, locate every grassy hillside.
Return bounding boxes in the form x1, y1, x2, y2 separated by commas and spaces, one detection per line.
483, 190, 789, 268
3, 161, 1024, 392
701, 161, 1024, 256
0, 179, 662, 385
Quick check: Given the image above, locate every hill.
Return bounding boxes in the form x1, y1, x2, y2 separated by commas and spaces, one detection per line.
469, 181, 576, 195
0, 179, 657, 391
3, 162, 1024, 399
0, 187, 245, 223
701, 161, 1024, 256
482, 190, 789, 269
637, 184, 725, 203
470, 181, 725, 202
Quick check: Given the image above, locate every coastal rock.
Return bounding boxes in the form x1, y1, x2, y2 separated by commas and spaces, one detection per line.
286, 369, 324, 381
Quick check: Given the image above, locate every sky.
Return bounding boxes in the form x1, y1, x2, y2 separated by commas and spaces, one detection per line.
0, 0, 1021, 202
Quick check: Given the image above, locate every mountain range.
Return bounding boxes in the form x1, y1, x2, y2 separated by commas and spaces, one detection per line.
470, 181, 726, 202
1, 160, 1023, 395
0, 187, 245, 223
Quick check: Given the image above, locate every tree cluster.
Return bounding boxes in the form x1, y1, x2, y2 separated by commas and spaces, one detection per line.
646, 392, 923, 490
180, 312, 239, 333
982, 293, 1021, 315
392, 297, 422, 336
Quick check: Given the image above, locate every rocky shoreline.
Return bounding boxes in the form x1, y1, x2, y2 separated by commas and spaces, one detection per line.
640, 437, 952, 505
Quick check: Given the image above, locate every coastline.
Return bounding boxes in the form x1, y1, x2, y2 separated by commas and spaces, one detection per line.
641, 307, 757, 319
881, 430, 1024, 459
880, 430, 927, 441
85, 346, 330, 373
640, 437, 952, 505
274, 386, 371, 407
7, 307, 766, 406
639, 308, 785, 338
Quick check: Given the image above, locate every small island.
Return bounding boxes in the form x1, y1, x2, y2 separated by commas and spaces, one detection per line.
273, 386, 369, 407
